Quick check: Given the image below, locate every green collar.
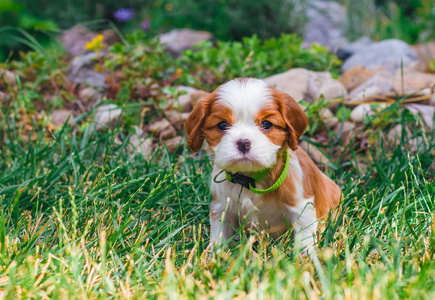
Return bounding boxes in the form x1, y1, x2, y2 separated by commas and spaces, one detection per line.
222, 149, 289, 194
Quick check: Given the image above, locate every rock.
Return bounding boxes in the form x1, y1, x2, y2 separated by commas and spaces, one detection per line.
164, 110, 190, 131
412, 42, 435, 64
302, 1, 347, 51
101, 29, 122, 46
320, 108, 338, 128
350, 103, 388, 123
147, 118, 171, 133
299, 140, 330, 164
164, 136, 183, 153
405, 104, 435, 130
159, 125, 177, 140
0, 69, 16, 88
79, 86, 102, 103
68, 52, 106, 88
339, 65, 374, 91
348, 69, 394, 102
0, 91, 6, 101
128, 127, 153, 157
336, 37, 374, 60
190, 90, 210, 106
392, 72, 435, 95
171, 86, 198, 112
264, 68, 311, 102
93, 104, 122, 130
342, 39, 419, 73
333, 121, 355, 146
409, 136, 424, 153
60, 26, 121, 56
348, 86, 384, 104
387, 124, 410, 145
50, 110, 73, 126
60, 25, 97, 55
264, 69, 347, 106
307, 71, 348, 109
147, 118, 176, 140
158, 29, 213, 55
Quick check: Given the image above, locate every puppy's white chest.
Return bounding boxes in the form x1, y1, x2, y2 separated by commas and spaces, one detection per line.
211, 173, 288, 237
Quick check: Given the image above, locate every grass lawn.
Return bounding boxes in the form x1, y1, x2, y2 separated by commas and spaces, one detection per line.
0, 97, 434, 298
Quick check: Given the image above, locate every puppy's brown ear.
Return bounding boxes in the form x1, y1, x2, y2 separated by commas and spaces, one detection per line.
270, 87, 307, 151
185, 93, 215, 153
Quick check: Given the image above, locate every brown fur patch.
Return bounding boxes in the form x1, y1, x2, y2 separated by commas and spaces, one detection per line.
296, 147, 342, 219
268, 87, 308, 151
202, 103, 235, 148
254, 103, 288, 146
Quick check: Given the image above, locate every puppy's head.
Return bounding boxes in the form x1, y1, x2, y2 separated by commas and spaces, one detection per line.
185, 78, 307, 173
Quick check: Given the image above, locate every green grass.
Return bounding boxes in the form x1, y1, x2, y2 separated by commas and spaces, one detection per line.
0, 101, 434, 298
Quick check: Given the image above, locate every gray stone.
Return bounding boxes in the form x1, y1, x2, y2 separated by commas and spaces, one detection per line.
128, 127, 153, 157
60, 25, 97, 56
264, 68, 347, 107
387, 124, 410, 146
0, 69, 16, 88
190, 90, 210, 106
164, 136, 183, 153
333, 121, 355, 146
303, 1, 347, 50
320, 108, 338, 128
158, 29, 213, 55
93, 104, 122, 130
336, 37, 374, 60
405, 104, 435, 130
0, 91, 7, 101
299, 140, 330, 164
307, 71, 347, 109
412, 42, 435, 64
339, 65, 374, 91
350, 103, 388, 123
147, 118, 172, 133
342, 39, 419, 72
392, 72, 435, 95
50, 110, 73, 126
68, 52, 106, 88
170, 86, 198, 112
264, 68, 311, 102
348, 69, 394, 102
79, 86, 102, 103
164, 110, 190, 131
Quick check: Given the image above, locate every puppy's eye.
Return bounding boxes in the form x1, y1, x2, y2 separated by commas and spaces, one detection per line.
261, 121, 273, 130
217, 121, 229, 131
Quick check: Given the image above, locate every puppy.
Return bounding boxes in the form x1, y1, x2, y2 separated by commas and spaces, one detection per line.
185, 78, 341, 252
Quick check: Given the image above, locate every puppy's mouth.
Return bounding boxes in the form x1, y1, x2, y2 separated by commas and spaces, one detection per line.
223, 155, 269, 173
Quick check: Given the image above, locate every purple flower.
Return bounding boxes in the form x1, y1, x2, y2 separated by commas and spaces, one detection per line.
114, 8, 135, 23
141, 20, 150, 31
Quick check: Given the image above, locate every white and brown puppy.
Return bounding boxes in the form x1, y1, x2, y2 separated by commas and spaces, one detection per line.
185, 78, 341, 252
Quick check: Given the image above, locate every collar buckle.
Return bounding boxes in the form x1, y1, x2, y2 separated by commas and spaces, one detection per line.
226, 172, 256, 189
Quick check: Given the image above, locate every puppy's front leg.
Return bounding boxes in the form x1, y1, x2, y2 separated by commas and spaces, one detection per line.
209, 198, 237, 251
285, 197, 318, 255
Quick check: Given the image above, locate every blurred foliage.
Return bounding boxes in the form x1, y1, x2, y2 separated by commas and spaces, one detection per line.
342, 0, 435, 43
176, 34, 341, 89
148, 0, 307, 40
12, 0, 306, 41
0, 31, 340, 132
0, 0, 59, 61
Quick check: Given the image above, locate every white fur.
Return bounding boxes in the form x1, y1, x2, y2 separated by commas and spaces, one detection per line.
208, 79, 319, 253
212, 79, 280, 173
210, 164, 319, 253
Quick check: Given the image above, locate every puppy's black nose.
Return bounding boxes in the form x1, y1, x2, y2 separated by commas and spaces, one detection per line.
236, 139, 251, 154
